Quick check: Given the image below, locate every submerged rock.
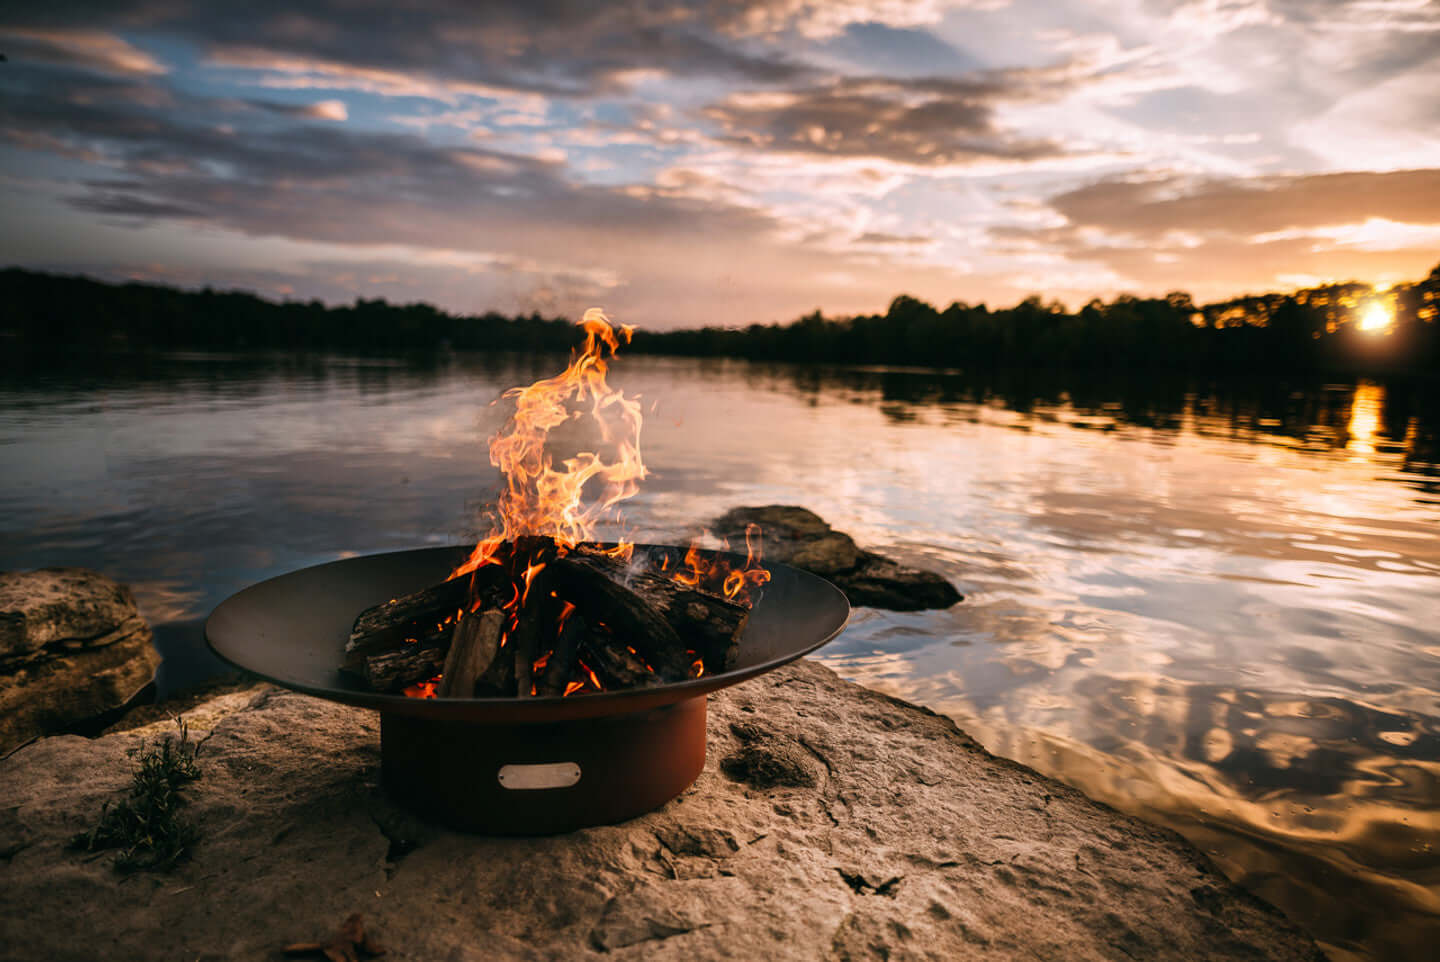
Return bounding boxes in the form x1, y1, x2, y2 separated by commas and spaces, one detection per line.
0, 661, 1322, 961
711, 505, 962, 611
0, 568, 160, 754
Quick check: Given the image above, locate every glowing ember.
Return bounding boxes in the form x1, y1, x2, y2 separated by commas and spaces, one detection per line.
404, 676, 440, 699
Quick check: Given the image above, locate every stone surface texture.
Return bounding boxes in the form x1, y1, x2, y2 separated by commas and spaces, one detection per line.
711, 506, 963, 611
0, 568, 160, 754
0, 660, 1321, 961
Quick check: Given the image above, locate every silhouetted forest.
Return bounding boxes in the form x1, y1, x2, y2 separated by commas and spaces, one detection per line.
3, 263, 1438, 375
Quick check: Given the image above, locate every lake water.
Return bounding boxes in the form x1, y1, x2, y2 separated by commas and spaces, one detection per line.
2, 350, 1437, 961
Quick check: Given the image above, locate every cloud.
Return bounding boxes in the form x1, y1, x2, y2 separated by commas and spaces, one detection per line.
214, 97, 349, 121
855, 231, 932, 244
993, 168, 1440, 298
1270, 0, 1440, 34
0, 60, 973, 326
289, 98, 348, 122
0, 27, 167, 76
3, 2, 815, 98
71, 189, 207, 220
1048, 168, 1440, 237
703, 74, 1071, 166
714, 0, 957, 39
698, 43, 1188, 168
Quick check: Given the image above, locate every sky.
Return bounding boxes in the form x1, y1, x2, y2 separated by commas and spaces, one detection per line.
1, 1, 1438, 329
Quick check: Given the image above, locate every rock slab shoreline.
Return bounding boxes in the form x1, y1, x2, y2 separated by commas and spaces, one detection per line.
0, 568, 160, 754
0, 661, 1322, 961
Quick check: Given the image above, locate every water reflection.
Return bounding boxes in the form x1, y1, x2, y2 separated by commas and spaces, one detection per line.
1346, 381, 1384, 458
2, 351, 1438, 960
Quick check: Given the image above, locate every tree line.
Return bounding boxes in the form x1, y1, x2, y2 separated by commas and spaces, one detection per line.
3, 263, 1438, 375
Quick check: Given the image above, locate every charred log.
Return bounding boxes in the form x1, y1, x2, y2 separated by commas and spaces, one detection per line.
570, 548, 749, 672
357, 644, 447, 693
580, 633, 659, 690
345, 540, 757, 697
550, 556, 693, 682
511, 569, 557, 698
346, 565, 505, 656
436, 608, 504, 698
537, 610, 586, 696
346, 579, 468, 656
474, 633, 517, 697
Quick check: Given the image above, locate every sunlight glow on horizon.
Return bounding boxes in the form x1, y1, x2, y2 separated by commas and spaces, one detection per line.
1358, 301, 1395, 334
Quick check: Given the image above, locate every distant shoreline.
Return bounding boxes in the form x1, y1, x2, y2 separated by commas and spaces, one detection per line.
4, 263, 1439, 377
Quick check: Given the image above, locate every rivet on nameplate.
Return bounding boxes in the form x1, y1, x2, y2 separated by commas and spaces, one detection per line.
497, 762, 582, 790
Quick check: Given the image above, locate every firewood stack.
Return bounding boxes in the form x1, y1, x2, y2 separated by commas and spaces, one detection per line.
342, 539, 752, 697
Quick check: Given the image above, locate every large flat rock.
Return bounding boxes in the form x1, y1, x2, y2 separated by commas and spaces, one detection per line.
0, 661, 1322, 961
0, 568, 159, 753
0, 568, 145, 660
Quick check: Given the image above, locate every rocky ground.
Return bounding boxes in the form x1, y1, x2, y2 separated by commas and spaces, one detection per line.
0, 661, 1323, 962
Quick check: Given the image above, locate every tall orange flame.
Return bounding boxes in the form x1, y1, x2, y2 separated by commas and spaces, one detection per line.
451, 308, 644, 580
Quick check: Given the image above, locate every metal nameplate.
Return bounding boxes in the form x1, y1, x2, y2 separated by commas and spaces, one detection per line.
497, 762, 582, 790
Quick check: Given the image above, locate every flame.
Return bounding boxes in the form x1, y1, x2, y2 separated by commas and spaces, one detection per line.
450, 308, 645, 581
569, 657, 604, 695
674, 523, 771, 604
519, 560, 547, 606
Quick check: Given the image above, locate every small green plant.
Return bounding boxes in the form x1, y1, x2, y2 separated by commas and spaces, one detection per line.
71, 717, 202, 872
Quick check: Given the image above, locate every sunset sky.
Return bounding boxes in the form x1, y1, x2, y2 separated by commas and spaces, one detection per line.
2, 1, 1437, 328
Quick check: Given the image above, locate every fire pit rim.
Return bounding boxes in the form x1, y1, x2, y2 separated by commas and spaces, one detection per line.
204, 543, 849, 723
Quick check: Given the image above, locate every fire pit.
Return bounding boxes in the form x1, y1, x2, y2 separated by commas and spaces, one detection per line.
205, 543, 847, 834
206, 309, 848, 832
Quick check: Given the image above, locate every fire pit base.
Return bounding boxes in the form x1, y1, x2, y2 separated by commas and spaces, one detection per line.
380, 695, 707, 835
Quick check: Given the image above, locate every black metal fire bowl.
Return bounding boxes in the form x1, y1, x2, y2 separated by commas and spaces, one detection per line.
205, 545, 849, 834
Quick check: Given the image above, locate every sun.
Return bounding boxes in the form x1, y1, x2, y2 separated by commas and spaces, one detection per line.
1358, 301, 1394, 334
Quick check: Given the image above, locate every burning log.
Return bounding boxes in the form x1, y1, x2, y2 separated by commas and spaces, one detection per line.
343, 548, 526, 694
436, 609, 504, 698
549, 555, 692, 682
341, 539, 759, 697
570, 548, 750, 672
512, 569, 557, 698
346, 564, 507, 660
357, 644, 447, 694
345, 579, 468, 658
342, 578, 469, 692
580, 633, 659, 690
536, 608, 585, 696
475, 633, 516, 697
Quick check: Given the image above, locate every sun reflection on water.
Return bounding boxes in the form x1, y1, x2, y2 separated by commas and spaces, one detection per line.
1345, 380, 1384, 458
